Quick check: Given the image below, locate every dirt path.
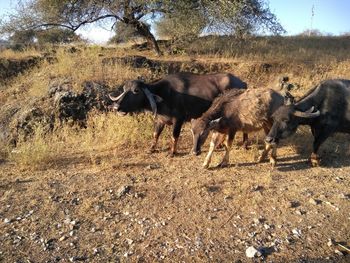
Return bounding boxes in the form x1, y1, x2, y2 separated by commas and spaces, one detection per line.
1, 132, 350, 262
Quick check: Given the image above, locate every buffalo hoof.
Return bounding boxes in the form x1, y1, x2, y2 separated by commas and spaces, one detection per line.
192, 150, 201, 156
310, 153, 320, 167
269, 157, 276, 167
257, 154, 265, 163
310, 157, 320, 167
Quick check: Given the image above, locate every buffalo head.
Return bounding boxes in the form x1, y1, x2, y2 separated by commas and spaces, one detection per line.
265, 104, 320, 144
191, 117, 222, 155
109, 80, 158, 116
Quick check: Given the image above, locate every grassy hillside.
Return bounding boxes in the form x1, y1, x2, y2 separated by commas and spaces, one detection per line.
1, 36, 350, 168
0, 36, 350, 262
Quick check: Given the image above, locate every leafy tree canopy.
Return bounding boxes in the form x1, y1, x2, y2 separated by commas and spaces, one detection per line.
0, 0, 285, 55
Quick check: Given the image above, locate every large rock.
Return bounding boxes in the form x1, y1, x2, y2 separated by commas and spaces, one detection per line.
49, 80, 112, 124
5, 80, 112, 145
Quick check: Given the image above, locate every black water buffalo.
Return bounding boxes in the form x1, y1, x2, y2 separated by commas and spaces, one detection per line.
265, 79, 350, 166
109, 72, 247, 156
191, 88, 285, 168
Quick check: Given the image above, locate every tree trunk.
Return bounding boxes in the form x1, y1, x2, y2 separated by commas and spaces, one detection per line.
145, 33, 162, 56
128, 20, 162, 56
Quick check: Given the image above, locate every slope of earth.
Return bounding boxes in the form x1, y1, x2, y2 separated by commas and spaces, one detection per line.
1, 130, 350, 262
1, 42, 350, 262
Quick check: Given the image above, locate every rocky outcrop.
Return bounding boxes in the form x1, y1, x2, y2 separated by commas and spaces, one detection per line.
0, 57, 42, 82
4, 81, 113, 145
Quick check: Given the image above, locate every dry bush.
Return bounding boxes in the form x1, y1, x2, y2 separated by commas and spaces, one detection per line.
10, 112, 155, 169
0, 47, 40, 59
186, 35, 350, 62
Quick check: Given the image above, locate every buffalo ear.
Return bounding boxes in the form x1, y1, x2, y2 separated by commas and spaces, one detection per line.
208, 117, 222, 129
143, 88, 158, 117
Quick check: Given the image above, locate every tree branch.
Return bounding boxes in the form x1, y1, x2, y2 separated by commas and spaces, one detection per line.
29, 14, 121, 32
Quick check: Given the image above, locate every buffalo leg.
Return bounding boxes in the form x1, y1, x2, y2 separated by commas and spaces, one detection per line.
242, 133, 249, 149
311, 127, 333, 167
258, 124, 277, 165
215, 133, 226, 150
258, 143, 277, 166
150, 120, 165, 153
170, 118, 184, 157
258, 143, 271, 162
203, 132, 222, 169
269, 144, 277, 166
218, 131, 235, 167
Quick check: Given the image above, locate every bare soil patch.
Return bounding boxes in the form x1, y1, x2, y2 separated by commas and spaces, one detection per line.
1, 130, 349, 262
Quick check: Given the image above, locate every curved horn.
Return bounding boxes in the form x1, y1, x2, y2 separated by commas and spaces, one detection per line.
143, 88, 157, 117
293, 107, 320, 118
109, 91, 126, 101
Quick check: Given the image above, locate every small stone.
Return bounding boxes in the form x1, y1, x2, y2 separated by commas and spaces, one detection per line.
264, 224, 270, 230
126, 238, 133, 245
146, 164, 160, 170
248, 232, 256, 238
59, 236, 67, 242
327, 238, 335, 247
338, 193, 349, 200
334, 249, 344, 256
70, 256, 88, 262
93, 248, 99, 255
4, 218, 11, 224
245, 246, 262, 258
253, 218, 261, 225
69, 230, 75, 236
71, 198, 80, 205
252, 185, 263, 192
116, 185, 131, 198
124, 251, 133, 257
289, 201, 300, 208
296, 209, 306, 215
292, 228, 302, 237
309, 198, 320, 205
285, 237, 293, 244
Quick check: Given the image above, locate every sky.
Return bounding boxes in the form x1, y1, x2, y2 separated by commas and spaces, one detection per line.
0, 0, 350, 43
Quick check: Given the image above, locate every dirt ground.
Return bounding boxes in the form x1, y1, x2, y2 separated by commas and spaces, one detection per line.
1, 127, 349, 263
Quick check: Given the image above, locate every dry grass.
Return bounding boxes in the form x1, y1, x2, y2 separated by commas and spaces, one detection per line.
10, 112, 155, 169
185, 35, 350, 63
1, 37, 350, 169
0, 47, 40, 59
1, 38, 350, 262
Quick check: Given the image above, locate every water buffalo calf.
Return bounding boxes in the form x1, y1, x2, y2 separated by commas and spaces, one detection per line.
191, 88, 284, 168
